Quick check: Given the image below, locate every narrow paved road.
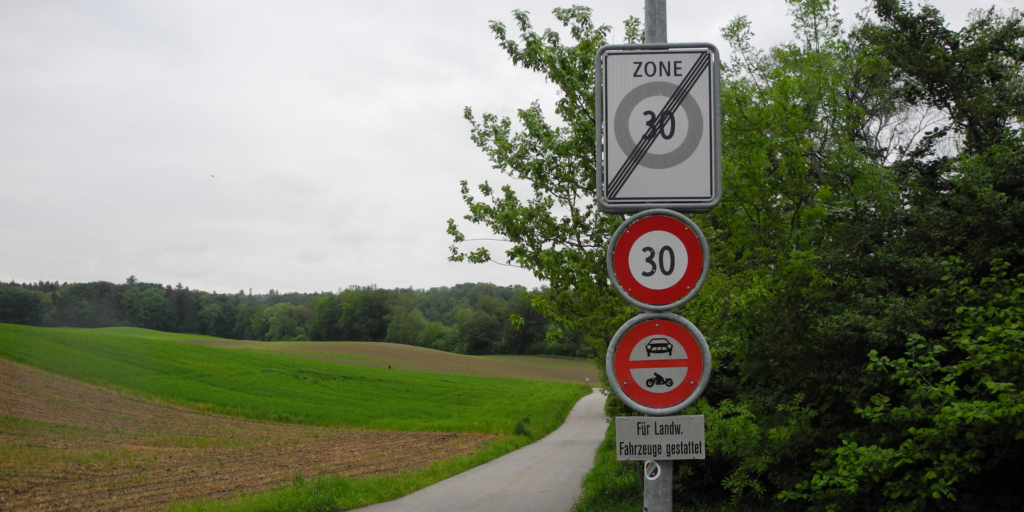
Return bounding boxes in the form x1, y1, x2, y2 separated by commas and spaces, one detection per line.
359, 389, 608, 512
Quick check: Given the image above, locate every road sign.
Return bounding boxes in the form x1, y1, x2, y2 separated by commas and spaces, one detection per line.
616, 415, 705, 461
607, 209, 709, 311
606, 313, 711, 416
595, 43, 721, 213
644, 461, 661, 480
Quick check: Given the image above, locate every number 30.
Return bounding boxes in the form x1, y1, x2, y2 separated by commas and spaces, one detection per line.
640, 246, 675, 277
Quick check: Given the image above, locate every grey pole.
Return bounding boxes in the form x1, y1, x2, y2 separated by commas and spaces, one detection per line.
641, 5, 673, 510
643, 461, 673, 512
644, 0, 667, 44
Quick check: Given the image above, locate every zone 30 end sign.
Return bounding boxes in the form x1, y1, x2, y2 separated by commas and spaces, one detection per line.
595, 43, 722, 214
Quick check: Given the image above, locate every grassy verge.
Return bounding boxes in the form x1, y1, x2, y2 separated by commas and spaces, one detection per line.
169, 409, 579, 511
572, 419, 781, 512
572, 419, 644, 512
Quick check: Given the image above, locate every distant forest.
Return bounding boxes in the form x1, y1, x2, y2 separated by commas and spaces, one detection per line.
0, 277, 593, 357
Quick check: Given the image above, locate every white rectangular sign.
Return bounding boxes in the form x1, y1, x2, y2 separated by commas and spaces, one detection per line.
615, 415, 705, 461
596, 44, 721, 213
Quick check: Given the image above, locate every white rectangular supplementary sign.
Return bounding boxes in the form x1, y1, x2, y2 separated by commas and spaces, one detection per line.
595, 43, 721, 214
615, 415, 705, 461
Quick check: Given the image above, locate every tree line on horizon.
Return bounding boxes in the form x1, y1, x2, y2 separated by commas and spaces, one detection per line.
0, 277, 592, 358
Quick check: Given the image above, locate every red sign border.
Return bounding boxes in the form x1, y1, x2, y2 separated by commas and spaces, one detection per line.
612, 319, 703, 408
606, 209, 710, 312
606, 313, 712, 416
612, 215, 704, 306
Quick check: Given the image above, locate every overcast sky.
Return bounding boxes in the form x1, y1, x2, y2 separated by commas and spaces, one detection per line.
0, 0, 1012, 293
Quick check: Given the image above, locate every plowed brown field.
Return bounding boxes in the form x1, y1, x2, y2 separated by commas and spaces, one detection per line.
170, 340, 600, 384
0, 358, 495, 511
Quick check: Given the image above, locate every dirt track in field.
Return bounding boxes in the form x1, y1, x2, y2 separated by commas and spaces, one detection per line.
0, 358, 496, 512
170, 340, 600, 385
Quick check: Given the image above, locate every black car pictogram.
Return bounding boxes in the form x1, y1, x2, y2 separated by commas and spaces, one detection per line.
645, 337, 673, 357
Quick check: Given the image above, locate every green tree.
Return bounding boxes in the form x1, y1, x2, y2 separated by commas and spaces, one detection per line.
51, 294, 101, 328
55, 281, 123, 327
416, 321, 450, 349
451, 1, 1024, 510
170, 283, 198, 333
499, 291, 548, 354
863, 0, 1024, 154
783, 260, 1024, 511
0, 286, 46, 325
263, 303, 308, 341
338, 288, 394, 341
459, 308, 502, 355
448, 6, 633, 353
197, 298, 236, 338
774, 3, 1024, 510
245, 305, 270, 341
311, 296, 342, 341
385, 304, 428, 345
131, 288, 177, 331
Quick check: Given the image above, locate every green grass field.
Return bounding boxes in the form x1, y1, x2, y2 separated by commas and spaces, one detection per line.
146, 336, 599, 385
68, 326, 231, 341
0, 324, 588, 435
68, 327, 600, 385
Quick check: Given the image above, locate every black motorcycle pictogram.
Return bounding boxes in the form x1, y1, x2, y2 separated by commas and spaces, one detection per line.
645, 372, 674, 388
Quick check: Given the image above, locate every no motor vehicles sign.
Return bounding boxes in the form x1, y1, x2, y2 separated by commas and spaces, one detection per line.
606, 313, 711, 416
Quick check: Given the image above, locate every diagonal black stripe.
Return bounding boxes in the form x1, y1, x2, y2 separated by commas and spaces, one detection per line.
609, 52, 708, 197
609, 52, 708, 198
608, 53, 710, 199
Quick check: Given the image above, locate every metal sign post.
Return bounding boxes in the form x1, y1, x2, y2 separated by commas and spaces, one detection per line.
597, 4, 719, 510
604, 214, 711, 512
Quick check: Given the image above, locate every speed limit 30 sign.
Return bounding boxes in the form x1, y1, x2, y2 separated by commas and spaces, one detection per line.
607, 209, 709, 311
595, 43, 721, 213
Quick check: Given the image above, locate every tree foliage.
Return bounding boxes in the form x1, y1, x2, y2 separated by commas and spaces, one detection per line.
783, 260, 1024, 510
0, 279, 591, 357
0, 286, 46, 325
453, 1, 1023, 509
450, 7, 635, 352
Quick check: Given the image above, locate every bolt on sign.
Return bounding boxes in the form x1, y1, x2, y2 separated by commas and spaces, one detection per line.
605, 313, 711, 416
595, 43, 722, 214
607, 209, 709, 311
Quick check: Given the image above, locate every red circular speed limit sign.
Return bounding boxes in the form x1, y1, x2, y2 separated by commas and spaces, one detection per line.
607, 209, 709, 311
606, 313, 711, 416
